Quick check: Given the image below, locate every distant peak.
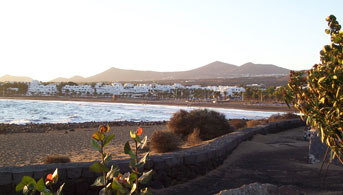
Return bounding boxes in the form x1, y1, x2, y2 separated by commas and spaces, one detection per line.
242, 62, 255, 66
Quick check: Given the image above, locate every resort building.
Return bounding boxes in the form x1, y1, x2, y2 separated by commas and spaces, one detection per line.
27, 80, 58, 96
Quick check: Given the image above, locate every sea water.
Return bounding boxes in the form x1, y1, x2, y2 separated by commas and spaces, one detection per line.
0, 99, 283, 124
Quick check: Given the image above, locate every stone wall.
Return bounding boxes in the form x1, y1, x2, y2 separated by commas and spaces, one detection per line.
0, 119, 305, 195
309, 129, 343, 165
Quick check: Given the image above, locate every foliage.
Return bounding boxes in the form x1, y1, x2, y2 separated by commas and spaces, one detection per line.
286, 15, 343, 163
243, 86, 286, 102
168, 109, 233, 140
16, 168, 64, 195
0, 82, 28, 96
90, 125, 153, 194
150, 130, 182, 153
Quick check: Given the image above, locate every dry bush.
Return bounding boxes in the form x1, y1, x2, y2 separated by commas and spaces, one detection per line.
246, 120, 267, 128
229, 119, 247, 130
167, 109, 192, 137
149, 130, 182, 153
168, 109, 233, 140
268, 112, 299, 123
186, 128, 202, 145
44, 155, 71, 164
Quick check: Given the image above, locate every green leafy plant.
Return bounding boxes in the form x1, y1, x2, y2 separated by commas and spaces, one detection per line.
90, 125, 153, 194
286, 15, 343, 163
15, 168, 64, 195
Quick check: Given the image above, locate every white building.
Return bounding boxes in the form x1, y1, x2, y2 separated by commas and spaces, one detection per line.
95, 82, 124, 95
62, 84, 94, 96
27, 80, 58, 96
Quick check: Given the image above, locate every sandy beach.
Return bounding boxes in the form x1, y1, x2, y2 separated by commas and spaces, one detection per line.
0, 96, 294, 112
0, 123, 167, 167
0, 96, 294, 167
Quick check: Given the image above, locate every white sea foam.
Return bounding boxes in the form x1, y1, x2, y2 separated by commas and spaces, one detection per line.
0, 99, 283, 124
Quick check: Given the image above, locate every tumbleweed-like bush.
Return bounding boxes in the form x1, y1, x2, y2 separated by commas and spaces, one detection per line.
150, 129, 182, 153
186, 128, 202, 145
168, 109, 233, 140
268, 113, 299, 123
44, 155, 71, 164
229, 119, 247, 130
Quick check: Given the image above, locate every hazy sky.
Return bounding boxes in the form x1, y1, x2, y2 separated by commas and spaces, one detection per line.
0, 0, 342, 81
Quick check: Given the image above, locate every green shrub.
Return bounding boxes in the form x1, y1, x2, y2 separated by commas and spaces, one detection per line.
229, 119, 247, 130
150, 130, 182, 153
168, 109, 233, 140
286, 15, 343, 163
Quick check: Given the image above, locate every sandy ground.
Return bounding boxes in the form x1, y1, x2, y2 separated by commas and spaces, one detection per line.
0, 96, 293, 112
0, 124, 167, 167
153, 127, 343, 195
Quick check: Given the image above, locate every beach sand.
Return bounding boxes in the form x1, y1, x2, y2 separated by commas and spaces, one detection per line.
0, 124, 167, 167
0, 96, 294, 112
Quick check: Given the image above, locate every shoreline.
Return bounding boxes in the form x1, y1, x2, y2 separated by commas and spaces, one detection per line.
0, 96, 294, 112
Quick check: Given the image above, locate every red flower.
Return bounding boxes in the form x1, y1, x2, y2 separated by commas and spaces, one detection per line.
136, 127, 143, 136
99, 124, 110, 133
45, 174, 53, 185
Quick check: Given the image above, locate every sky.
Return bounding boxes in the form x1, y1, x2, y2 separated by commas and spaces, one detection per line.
0, 0, 342, 81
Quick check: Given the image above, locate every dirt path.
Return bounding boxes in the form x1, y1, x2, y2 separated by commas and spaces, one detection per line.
152, 127, 343, 195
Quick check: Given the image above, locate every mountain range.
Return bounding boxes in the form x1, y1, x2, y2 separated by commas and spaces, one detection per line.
50, 61, 290, 83
1, 61, 290, 83
0, 74, 33, 82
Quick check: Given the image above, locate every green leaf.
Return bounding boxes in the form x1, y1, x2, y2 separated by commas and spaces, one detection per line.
129, 159, 137, 168
104, 134, 115, 147
134, 135, 142, 144
124, 142, 136, 159
334, 36, 342, 43
15, 183, 25, 192
36, 178, 46, 192
16, 176, 36, 192
129, 173, 137, 183
92, 176, 105, 187
104, 153, 112, 165
138, 170, 153, 184
91, 138, 101, 152
92, 132, 105, 141
111, 179, 123, 190
90, 162, 109, 173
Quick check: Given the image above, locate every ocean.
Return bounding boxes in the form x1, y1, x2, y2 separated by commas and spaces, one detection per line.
0, 99, 283, 124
